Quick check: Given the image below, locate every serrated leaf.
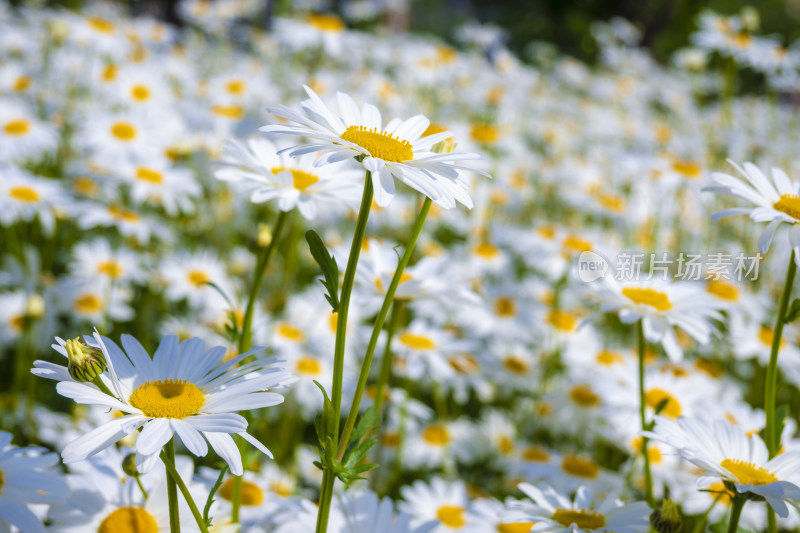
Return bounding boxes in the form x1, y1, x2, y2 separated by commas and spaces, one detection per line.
352, 406, 379, 443
785, 298, 800, 324
344, 438, 377, 468
351, 463, 378, 474
306, 230, 340, 312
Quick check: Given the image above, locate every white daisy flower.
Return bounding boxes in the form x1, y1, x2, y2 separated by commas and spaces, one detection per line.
260, 85, 487, 208
0, 430, 69, 533
32, 332, 297, 475
704, 160, 800, 262
646, 415, 800, 518
399, 477, 471, 531
503, 483, 650, 533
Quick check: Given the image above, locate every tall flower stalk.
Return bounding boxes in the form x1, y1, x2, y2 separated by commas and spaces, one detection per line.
637, 320, 654, 507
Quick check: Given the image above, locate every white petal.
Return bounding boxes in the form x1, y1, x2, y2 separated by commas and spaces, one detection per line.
205, 432, 243, 475
136, 418, 175, 456
172, 419, 208, 457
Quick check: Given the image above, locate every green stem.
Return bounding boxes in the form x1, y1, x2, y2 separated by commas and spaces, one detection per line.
135, 475, 149, 500
164, 440, 181, 533
160, 443, 208, 533
765, 255, 796, 458
92, 376, 115, 398
637, 320, 654, 507
316, 173, 374, 533
727, 494, 746, 533
230, 470, 242, 524
373, 301, 402, 416
336, 197, 431, 460
238, 209, 290, 354
767, 508, 776, 533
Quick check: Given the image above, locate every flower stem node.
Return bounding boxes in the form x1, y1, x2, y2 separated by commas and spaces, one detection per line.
65, 337, 107, 382
650, 499, 682, 533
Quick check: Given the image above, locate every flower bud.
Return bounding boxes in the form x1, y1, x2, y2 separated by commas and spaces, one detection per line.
650, 499, 681, 533
121, 453, 140, 477
65, 337, 107, 383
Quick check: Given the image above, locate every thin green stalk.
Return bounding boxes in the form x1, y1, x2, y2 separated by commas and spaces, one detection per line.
374, 301, 403, 416
637, 320, 654, 507
135, 475, 149, 500
765, 255, 796, 457
164, 440, 181, 533
336, 197, 432, 460
316, 174, 374, 533
230, 469, 242, 524
727, 494, 746, 533
238, 209, 290, 354
689, 494, 721, 533
160, 443, 208, 533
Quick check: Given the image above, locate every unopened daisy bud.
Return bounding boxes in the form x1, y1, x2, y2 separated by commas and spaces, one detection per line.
432, 137, 456, 154
740, 6, 759, 31
650, 499, 681, 533
257, 224, 272, 246
65, 337, 106, 383
121, 453, 140, 477
24, 294, 45, 320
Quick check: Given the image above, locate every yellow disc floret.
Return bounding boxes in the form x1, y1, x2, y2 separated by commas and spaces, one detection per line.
129, 379, 204, 418
621, 287, 672, 311
219, 478, 264, 505
340, 125, 413, 163
98, 507, 158, 533
552, 509, 606, 528
720, 459, 778, 486
436, 505, 466, 528
774, 194, 800, 221
4, 119, 30, 136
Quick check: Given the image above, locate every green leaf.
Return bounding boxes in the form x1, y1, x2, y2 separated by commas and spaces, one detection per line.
202, 465, 228, 526
785, 298, 800, 324
709, 523, 753, 533
344, 438, 377, 468
305, 230, 340, 312
654, 397, 670, 416
352, 406, 379, 443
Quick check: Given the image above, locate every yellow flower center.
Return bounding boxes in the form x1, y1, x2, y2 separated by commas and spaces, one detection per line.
98, 507, 158, 533
398, 332, 436, 350
135, 167, 164, 184
219, 478, 264, 505
187, 269, 210, 287
494, 296, 517, 317
97, 260, 123, 279
498, 435, 515, 455
759, 326, 787, 348
569, 384, 600, 407
733, 32, 753, 48
706, 280, 739, 301
306, 13, 345, 32
88, 16, 115, 34
774, 194, 800, 221
211, 104, 244, 120
271, 167, 319, 191
131, 85, 151, 102
296, 356, 322, 376
470, 124, 499, 144
73, 177, 98, 196
13, 76, 31, 92
448, 353, 480, 374
522, 445, 550, 462
552, 509, 605, 529
4, 119, 30, 136
339, 125, 413, 163
672, 160, 702, 178
720, 459, 777, 486
561, 455, 599, 478
271, 481, 293, 497
562, 235, 592, 253
536, 402, 553, 416
436, 505, 466, 528
645, 388, 682, 418
422, 424, 450, 446
596, 193, 626, 213
111, 122, 137, 142
596, 350, 624, 366
225, 80, 246, 95
128, 379, 204, 418
10, 315, 24, 332
108, 205, 140, 223
547, 310, 577, 332
74, 293, 103, 314
9, 186, 39, 203
503, 355, 528, 375
621, 287, 672, 311
498, 523, 535, 533
631, 436, 662, 464
102, 64, 118, 82
277, 323, 305, 342
423, 122, 452, 139
473, 242, 499, 258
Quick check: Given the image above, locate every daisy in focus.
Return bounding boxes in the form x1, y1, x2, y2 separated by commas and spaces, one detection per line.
704, 161, 800, 262
646, 415, 800, 517
32, 331, 297, 474
260, 85, 487, 208
593, 278, 725, 361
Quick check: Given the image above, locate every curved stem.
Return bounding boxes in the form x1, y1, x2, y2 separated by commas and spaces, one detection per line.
727, 494, 746, 533
765, 255, 796, 458
336, 197, 431, 460
316, 174, 374, 533
164, 439, 181, 533
160, 443, 208, 533
637, 320, 654, 507
238, 209, 290, 354
373, 301, 402, 417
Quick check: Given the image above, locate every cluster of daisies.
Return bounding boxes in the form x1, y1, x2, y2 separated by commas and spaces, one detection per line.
4, 0, 800, 531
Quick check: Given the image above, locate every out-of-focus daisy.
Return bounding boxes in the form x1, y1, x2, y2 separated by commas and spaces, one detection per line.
399, 478, 472, 531
593, 278, 724, 361
261, 85, 486, 208
215, 137, 362, 219
0, 166, 63, 234
0, 430, 69, 533
503, 483, 650, 532
705, 161, 800, 262
119, 157, 201, 215
69, 238, 145, 288
647, 415, 800, 517
337, 490, 439, 533
0, 99, 58, 163
33, 332, 297, 474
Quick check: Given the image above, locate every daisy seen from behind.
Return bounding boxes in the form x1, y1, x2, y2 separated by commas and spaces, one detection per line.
32, 331, 297, 475
260, 85, 487, 208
